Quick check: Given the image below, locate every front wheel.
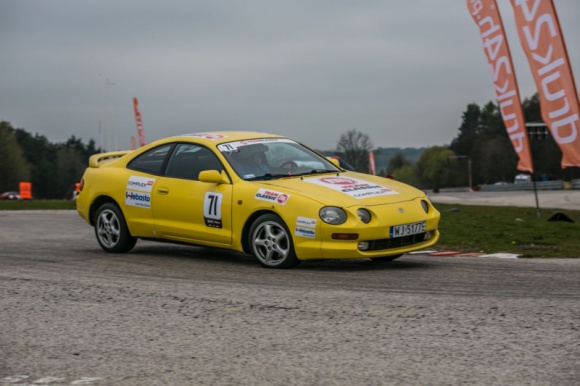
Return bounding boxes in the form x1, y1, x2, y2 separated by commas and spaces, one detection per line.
94, 203, 137, 253
248, 214, 300, 269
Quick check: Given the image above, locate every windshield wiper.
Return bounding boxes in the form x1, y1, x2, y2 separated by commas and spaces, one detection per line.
292, 169, 337, 177
244, 173, 288, 181
245, 169, 338, 181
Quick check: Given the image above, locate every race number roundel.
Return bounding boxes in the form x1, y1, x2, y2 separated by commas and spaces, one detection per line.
203, 192, 223, 228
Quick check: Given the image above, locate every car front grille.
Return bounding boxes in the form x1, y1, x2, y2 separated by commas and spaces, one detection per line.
367, 233, 426, 251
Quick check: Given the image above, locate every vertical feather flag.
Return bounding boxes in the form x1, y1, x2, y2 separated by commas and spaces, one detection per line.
467, 0, 534, 173
510, 0, 580, 168
133, 97, 147, 147
368, 150, 376, 175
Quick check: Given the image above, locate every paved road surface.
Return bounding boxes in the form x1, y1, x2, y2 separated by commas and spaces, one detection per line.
1, 211, 579, 385
429, 189, 580, 211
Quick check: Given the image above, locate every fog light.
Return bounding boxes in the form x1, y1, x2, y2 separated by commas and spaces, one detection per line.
358, 241, 370, 251
424, 231, 432, 240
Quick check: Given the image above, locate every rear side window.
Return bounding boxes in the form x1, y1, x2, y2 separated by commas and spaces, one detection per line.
127, 144, 173, 175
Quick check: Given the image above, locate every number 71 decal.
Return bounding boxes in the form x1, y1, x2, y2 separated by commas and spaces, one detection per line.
204, 192, 223, 228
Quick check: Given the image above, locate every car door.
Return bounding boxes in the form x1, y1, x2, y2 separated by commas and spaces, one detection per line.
150, 143, 233, 246
123, 143, 174, 237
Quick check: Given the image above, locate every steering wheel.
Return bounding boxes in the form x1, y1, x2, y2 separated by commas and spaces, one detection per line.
279, 160, 298, 170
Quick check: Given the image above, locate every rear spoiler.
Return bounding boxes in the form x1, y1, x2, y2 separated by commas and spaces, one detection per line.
88, 151, 131, 168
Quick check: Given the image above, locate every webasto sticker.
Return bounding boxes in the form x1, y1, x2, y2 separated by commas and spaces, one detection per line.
304, 176, 399, 199
255, 189, 289, 205
295, 226, 316, 239
125, 191, 151, 208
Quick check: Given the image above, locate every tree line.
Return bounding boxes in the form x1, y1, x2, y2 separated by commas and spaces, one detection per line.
336, 93, 579, 189
2, 92, 578, 198
0, 121, 99, 199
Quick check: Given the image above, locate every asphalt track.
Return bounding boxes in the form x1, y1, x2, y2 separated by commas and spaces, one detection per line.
1, 199, 579, 385
429, 189, 580, 211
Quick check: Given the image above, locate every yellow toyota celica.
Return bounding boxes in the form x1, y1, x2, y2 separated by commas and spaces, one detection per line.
77, 132, 440, 268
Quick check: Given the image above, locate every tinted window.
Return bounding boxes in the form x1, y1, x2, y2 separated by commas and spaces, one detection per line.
127, 144, 173, 175
164, 143, 223, 180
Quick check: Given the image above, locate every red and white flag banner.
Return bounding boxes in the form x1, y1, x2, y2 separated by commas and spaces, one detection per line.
133, 97, 147, 147
468, 0, 534, 173
510, 0, 580, 168
368, 150, 376, 175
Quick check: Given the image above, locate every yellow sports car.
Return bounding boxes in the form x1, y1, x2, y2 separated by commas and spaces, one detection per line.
77, 132, 440, 268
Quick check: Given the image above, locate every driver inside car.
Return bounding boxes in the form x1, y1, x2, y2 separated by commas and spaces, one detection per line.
232, 144, 270, 178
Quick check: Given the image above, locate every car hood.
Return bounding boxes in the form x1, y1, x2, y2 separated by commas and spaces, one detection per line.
253, 172, 425, 207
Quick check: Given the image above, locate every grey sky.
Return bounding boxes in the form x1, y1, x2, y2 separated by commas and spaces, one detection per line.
1, 0, 579, 151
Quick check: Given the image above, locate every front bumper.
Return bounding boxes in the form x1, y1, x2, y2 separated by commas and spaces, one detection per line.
293, 197, 440, 260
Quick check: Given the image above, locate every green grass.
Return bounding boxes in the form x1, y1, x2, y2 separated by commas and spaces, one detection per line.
1, 200, 578, 258
435, 203, 580, 258
0, 200, 76, 210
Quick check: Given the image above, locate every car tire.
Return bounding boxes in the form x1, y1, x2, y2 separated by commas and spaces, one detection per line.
94, 203, 137, 253
370, 254, 403, 262
249, 214, 300, 269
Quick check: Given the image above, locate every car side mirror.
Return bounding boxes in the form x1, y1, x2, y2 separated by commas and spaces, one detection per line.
199, 170, 228, 184
328, 158, 340, 168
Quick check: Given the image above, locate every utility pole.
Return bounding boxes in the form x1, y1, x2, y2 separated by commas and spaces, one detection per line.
449, 155, 472, 191
526, 122, 548, 219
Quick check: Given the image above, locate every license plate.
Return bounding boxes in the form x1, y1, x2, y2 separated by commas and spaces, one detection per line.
390, 221, 426, 238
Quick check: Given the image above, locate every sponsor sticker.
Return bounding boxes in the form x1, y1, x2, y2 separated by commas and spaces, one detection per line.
304, 176, 399, 199
295, 226, 316, 239
182, 133, 226, 140
296, 216, 317, 228
217, 138, 295, 153
203, 192, 223, 228
125, 191, 151, 208
127, 176, 155, 193
255, 188, 289, 205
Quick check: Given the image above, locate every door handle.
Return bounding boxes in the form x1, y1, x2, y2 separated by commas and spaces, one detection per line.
157, 187, 169, 194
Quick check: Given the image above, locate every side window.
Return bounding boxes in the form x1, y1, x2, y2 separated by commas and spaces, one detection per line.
164, 144, 223, 180
127, 144, 173, 175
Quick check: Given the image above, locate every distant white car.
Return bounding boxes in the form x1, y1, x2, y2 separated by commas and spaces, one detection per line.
514, 174, 532, 184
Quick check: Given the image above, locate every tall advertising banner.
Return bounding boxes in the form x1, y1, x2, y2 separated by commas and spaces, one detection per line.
368, 150, 376, 175
468, 0, 534, 173
510, 0, 580, 168
133, 97, 147, 147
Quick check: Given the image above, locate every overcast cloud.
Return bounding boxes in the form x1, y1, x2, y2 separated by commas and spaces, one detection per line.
1, 0, 579, 151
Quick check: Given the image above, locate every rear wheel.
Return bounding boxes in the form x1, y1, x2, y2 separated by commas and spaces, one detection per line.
249, 214, 300, 269
370, 254, 403, 262
94, 203, 137, 253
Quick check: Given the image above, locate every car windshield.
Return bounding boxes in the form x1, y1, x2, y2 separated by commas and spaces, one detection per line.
218, 138, 341, 180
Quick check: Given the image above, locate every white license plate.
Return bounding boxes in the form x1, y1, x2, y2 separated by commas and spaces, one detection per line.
390, 221, 426, 238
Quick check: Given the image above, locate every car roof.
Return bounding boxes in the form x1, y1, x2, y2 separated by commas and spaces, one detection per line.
168, 131, 287, 146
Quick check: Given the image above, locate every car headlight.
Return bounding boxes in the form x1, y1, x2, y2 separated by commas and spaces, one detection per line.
421, 200, 430, 214
319, 206, 347, 225
357, 208, 371, 224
